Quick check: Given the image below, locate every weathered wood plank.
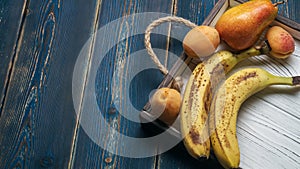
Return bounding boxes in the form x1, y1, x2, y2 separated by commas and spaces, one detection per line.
277, 0, 300, 23
0, 0, 26, 114
0, 0, 100, 168
155, 0, 223, 168
0, 0, 299, 169
70, 0, 178, 168
232, 40, 300, 169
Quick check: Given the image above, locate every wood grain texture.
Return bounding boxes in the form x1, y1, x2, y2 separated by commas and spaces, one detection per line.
71, 0, 176, 168
276, 0, 300, 23
0, 0, 26, 115
232, 40, 300, 169
0, 0, 100, 168
0, 0, 299, 169
155, 0, 223, 168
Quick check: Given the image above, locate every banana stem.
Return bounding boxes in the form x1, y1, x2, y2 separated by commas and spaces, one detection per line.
270, 75, 298, 86
292, 76, 300, 85
235, 47, 261, 62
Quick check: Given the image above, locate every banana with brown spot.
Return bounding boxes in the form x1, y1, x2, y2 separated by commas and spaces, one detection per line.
209, 67, 300, 169
180, 47, 262, 159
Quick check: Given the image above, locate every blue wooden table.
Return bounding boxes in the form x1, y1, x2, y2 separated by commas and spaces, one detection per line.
0, 0, 299, 168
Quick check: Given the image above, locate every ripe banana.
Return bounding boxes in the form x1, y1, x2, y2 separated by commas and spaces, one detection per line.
209, 67, 300, 169
180, 47, 262, 159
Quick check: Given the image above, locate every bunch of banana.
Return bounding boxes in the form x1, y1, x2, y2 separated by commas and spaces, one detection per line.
179, 0, 298, 168
180, 47, 263, 159
209, 68, 300, 169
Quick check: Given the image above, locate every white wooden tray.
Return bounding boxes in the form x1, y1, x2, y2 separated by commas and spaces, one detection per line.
140, 0, 300, 168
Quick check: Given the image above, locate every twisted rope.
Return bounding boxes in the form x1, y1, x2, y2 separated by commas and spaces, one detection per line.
144, 16, 197, 76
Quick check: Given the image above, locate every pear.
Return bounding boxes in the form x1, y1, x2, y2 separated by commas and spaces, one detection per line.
216, 0, 282, 51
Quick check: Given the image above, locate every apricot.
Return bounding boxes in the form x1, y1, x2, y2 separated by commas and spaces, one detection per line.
266, 26, 295, 59
183, 25, 220, 58
150, 87, 181, 126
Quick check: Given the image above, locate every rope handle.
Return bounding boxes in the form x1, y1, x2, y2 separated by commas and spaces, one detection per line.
144, 16, 197, 76
144, 16, 198, 92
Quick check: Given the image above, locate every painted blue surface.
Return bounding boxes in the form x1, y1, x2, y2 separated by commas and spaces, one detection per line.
0, 0, 299, 168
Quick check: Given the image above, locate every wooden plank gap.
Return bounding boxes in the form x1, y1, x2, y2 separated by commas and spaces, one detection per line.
163, 0, 178, 70
172, 0, 178, 15
154, 147, 161, 169
156, 154, 162, 169
0, 0, 30, 117
67, 0, 103, 168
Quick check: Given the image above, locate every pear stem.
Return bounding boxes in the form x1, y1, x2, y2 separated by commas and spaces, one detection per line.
273, 1, 285, 7
255, 40, 271, 55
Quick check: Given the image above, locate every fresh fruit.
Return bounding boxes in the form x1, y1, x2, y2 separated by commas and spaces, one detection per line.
183, 25, 220, 58
215, 0, 282, 51
209, 67, 300, 169
150, 87, 181, 126
180, 47, 262, 159
266, 26, 295, 59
